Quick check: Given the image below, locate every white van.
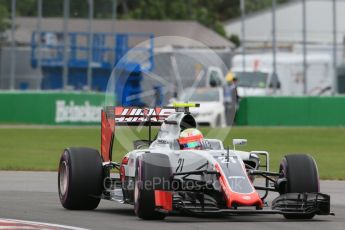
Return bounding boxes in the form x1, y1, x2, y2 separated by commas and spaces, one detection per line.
231, 53, 333, 96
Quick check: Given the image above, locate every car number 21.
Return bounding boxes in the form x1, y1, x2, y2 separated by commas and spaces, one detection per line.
176, 158, 185, 172
218, 156, 237, 164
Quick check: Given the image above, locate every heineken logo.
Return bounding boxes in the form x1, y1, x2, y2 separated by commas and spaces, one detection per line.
55, 100, 102, 123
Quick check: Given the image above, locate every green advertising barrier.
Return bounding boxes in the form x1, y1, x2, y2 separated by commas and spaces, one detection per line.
2, 92, 345, 126
0, 91, 106, 125
236, 96, 345, 126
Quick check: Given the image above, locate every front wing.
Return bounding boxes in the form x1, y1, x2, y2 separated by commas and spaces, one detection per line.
156, 167, 332, 216
157, 192, 332, 217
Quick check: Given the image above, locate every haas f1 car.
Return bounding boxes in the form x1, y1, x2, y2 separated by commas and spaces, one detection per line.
58, 103, 332, 220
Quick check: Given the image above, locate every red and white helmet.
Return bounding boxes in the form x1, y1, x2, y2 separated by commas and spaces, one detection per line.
178, 128, 204, 150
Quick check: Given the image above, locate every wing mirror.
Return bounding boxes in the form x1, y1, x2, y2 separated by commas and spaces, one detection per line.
232, 139, 247, 150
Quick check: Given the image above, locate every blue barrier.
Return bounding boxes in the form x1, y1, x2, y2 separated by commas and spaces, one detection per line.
31, 31, 154, 93
31, 31, 154, 106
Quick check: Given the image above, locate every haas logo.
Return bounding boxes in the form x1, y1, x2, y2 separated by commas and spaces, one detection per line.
115, 107, 174, 122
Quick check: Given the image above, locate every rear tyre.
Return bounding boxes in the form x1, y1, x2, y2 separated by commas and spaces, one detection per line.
58, 147, 103, 210
134, 153, 171, 220
279, 154, 319, 219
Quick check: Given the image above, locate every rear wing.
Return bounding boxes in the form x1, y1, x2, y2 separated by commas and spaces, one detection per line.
101, 107, 174, 162
100, 103, 200, 162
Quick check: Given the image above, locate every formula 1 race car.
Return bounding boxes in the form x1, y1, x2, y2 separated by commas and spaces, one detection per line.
58, 103, 332, 220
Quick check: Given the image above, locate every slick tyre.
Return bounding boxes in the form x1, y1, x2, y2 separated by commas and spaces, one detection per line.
134, 153, 171, 220
279, 154, 319, 219
58, 147, 103, 210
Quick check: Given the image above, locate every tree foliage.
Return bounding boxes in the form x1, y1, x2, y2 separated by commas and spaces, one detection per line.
0, 4, 9, 33
0, 0, 289, 41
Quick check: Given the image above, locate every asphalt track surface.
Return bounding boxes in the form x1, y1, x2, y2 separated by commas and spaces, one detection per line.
0, 171, 344, 230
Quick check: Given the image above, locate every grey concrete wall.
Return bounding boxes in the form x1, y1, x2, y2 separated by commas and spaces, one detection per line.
0, 46, 42, 90
0, 46, 231, 96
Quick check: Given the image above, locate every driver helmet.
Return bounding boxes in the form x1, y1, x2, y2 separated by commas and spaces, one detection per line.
178, 128, 204, 150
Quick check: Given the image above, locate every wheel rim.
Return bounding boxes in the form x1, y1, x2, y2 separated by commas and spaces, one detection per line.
134, 176, 140, 203
134, 179, 139, 203
59, 161, 69, 196
134, 159, 142, 214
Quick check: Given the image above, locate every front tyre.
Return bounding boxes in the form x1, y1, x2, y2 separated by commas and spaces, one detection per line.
134, 154, 171, 220
279, 154, 319, 219
58, 147, 103, 210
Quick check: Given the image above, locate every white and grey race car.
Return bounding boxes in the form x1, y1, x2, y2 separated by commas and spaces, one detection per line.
58, 103, 332, 220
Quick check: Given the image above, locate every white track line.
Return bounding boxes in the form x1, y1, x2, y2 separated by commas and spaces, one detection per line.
0, 218, 89, 230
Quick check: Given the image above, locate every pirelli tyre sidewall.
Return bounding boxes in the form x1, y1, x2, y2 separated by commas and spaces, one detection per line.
134, 153, 171, 220
58, 147, 103, 210
279, 154, 320, 219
